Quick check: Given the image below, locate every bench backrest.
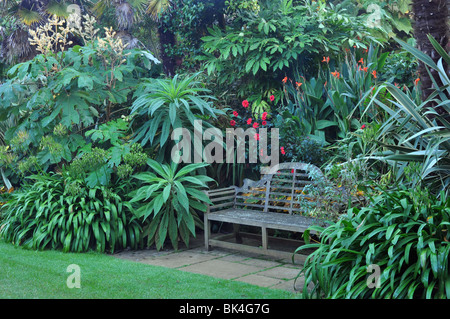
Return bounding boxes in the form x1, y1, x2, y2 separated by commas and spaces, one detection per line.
234, 162, 324, 215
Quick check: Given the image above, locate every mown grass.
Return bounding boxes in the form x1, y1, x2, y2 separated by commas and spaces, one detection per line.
0, 241, 298, 299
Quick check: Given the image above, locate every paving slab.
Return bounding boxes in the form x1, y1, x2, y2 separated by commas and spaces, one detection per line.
178, 258, 265, 280
140, 250, 218, 268
235, 274, 284, 288
112, 235, 306, 293
237, 258, 281, 269
258, 266, 301, 280
271, 279, 299, 292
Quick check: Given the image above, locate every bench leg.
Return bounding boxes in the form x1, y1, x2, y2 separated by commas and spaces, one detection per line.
233, 224, 243, 244
204, 215, 210, 251
262, 226, 268, 250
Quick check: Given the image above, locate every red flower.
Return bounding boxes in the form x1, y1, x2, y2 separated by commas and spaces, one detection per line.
269, 95, 275, 102
254, 133, 260, 141
363, 66, 368, 72
296, 82, 303, 88
247, 118, 252, 125
291, 169, 294, 173
262, 120, 267, 126
280, 147, 286, 155
371, 70, 377, 79
414, 78, 420, 86
331, 70, 340, 79
233, 111, 238, 117
253, 122, 259, 129
261, 112, 268, 120
242, 100, 249, 108
322, 56, 330, 63
361, 124, 366, 129
282, 76, 288, 84
230, 120, 236, 126
358, 58, 364, 64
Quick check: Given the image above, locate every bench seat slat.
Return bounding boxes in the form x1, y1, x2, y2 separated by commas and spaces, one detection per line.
206, 209, 318, 232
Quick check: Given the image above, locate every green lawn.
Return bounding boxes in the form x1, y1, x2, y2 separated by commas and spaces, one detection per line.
0, 241, 298, 299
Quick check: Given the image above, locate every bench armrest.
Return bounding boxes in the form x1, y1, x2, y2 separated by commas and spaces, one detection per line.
204, 187, 237, 213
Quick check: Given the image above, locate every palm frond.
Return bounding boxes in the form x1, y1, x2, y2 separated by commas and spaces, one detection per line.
17, 7, 43, 25
146, 0, 171, 20
46, 0, 70, 18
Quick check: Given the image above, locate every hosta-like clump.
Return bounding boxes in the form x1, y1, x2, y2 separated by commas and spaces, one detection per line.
296, 187, 450, 299
0, 173, 141, 253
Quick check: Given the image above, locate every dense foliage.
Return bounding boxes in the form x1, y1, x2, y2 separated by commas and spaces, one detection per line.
296, 187, 450, 299
0, 0, 449, 300
130, 160, 214, 250
0, 173, 141, 253
200, 0, 379, 98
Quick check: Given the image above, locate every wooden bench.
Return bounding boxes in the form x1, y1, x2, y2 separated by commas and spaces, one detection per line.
203, 162, 329, 262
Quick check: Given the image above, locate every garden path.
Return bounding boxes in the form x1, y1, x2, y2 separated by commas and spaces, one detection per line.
113, 231, 306, 293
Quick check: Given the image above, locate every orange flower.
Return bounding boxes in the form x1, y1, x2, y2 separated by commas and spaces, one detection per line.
371, 70, 377, 79
282, 76, 288, 84
363, 66, 368, 72
331, 70, 340, 79
358, 58, 364, 64
296, 81, 303, 88
322, 56, 330, 63
414, 78, 420, 86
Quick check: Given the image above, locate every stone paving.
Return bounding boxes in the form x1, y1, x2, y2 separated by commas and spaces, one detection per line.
113, 234, 307, 293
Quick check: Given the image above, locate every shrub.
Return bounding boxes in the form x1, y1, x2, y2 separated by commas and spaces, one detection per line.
296, 187, 450, 299
200, 0, 379, 98
0, 17, 158, 183
130, 73, 225, 161
129, 160, 214, 250
0, 173, 141, 253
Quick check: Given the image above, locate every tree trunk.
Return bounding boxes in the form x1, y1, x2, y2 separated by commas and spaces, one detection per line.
412, 0, 449, 104
157, 22, 176, 76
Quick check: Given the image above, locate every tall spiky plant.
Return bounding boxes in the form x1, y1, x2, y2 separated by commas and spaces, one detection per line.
372, 36, 450, 195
